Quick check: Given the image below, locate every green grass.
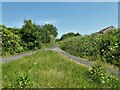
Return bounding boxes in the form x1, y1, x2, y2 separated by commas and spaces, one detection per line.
3, 50, 106, 88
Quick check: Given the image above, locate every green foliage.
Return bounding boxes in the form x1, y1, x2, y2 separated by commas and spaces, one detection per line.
1, 19, 58, 57
60, 32, 81, 41
42, 24, 58, 37
20, 19, 41, 50
39, 28, 51, 44
2, 26, 24, 56
59, 35, 101, 61
89, 65, 120, 88
99, 29, 120, 67
15, 73, 30, 88
59, 29, 120, 67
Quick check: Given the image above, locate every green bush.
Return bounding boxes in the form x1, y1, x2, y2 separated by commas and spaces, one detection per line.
99, 29, 120, 66
2, 26, 24, 56
1, 19, 58, 57
59, 32, 81, 41
89, 65, 120, 88
59, 29, 120, 67
42, 24, 58, 37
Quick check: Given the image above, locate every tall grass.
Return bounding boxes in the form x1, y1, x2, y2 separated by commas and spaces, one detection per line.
3, 50, 101, 88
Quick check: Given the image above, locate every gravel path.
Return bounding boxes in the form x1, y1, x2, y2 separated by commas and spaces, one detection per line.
2, 46, 119, 77
2, 51, 36, 63
50, 47, 119, 77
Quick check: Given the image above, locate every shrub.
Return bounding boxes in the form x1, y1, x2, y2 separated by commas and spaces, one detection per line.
89, 65, 120, 88
59, 29, 120, 67
2, 26, 23, 56
42, 24, 58, 37
59, 32, 81, 41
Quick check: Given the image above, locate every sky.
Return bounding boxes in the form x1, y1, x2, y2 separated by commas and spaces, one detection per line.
1, 0, 120, 2
2, 2, 118, 38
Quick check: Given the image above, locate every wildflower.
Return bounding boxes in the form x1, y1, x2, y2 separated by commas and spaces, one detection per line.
101, 80, 105, 84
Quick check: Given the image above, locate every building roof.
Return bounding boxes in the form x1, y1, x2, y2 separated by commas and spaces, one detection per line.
99, 26, 115, 34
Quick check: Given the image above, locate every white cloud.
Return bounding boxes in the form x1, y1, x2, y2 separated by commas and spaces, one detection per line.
35, 19, 57, 25
43, 20, 57, 24
44, 21, 48, 24
44, 21, 51, 24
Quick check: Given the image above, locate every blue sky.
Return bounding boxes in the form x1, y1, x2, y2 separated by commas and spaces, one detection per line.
2, 2, 118, 38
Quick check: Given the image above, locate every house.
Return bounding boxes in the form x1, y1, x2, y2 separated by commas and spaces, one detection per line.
99, 26, 115, 34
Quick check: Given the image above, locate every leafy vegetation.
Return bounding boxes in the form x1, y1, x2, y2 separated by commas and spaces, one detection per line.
88, 65, 120, 88
2, 21, 120, 88
42, 24, 58, 37
2, 50, 99, 88
2, 25, 23, 56
1, 19, 58, 57
59, 32, 81, 41
59, 28, 120, 67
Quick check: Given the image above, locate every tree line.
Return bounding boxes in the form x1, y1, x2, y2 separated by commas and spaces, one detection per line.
1, 19, 58, 57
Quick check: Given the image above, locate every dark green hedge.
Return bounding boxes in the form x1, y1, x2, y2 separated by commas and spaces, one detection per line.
59, 29, 120, 67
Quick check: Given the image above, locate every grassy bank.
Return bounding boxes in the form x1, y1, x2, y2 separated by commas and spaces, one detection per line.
2, 50, 102, 88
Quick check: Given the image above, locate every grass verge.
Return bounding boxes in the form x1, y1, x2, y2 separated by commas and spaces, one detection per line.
2, 50, 111, 88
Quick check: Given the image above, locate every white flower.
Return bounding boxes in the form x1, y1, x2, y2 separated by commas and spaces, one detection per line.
101, 80, 105, 84
102, 50, 104, 52
110, 48, 113, 50
112, 56, 114, 58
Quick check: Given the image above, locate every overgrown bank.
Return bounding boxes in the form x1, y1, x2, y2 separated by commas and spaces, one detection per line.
59, 28, 120, 67
2, 50, 120, 88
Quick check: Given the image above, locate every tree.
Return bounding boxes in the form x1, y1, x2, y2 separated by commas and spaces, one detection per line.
42, 24, 58, 37
1, 19, 58, 57
38, 26, 51, 44
20, 19, 51, 50
60, 32, 81, 41
20, 19, 41, 50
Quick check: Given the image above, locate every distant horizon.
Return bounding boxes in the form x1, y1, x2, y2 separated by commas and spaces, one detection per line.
2, 2, 118, 38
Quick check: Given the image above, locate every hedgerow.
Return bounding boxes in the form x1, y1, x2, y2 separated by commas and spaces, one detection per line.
59, 28, 120, 67
88, 65, 120, 88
